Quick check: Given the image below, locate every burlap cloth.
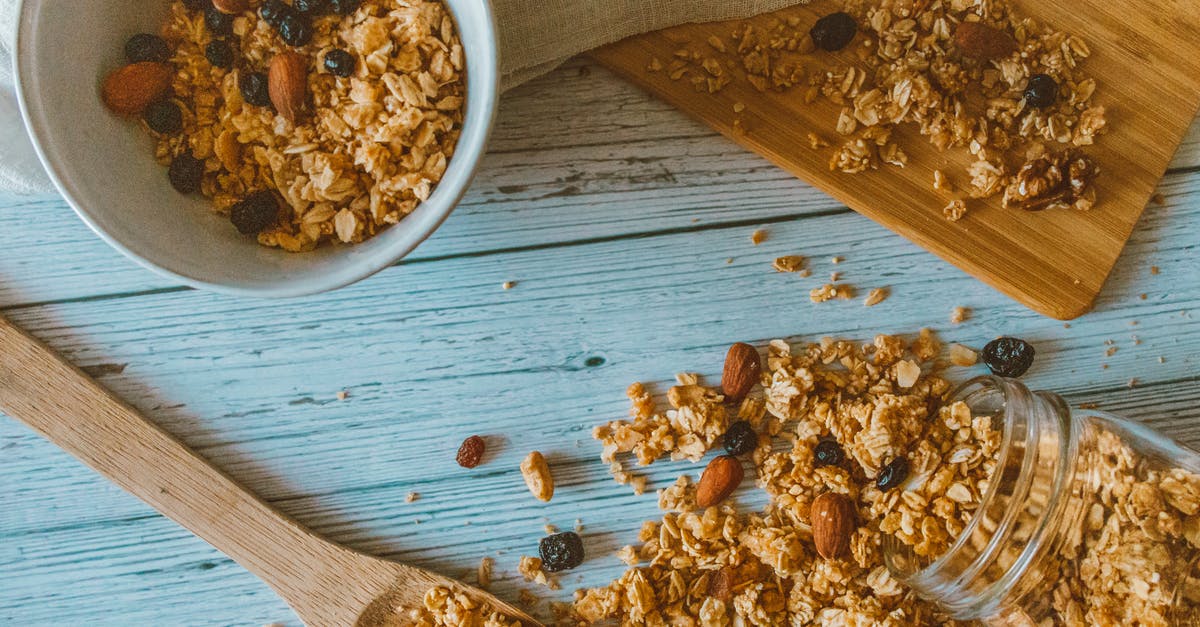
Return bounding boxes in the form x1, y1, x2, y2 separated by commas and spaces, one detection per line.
0, 0, 802, 194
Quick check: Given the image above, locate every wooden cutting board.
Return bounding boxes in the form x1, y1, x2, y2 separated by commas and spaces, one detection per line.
592, 0, 1200, 319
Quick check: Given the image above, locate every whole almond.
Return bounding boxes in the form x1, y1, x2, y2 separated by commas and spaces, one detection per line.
953, 21, 1017, 61
212, 0, 248, 14
100, 62, 172, 116
721, 342, 761, 402
811, 492, 857, 560
520, 451, 554, 502
696, 455, 744, 508
269, 52, 308, 124
706, 566, 734, 601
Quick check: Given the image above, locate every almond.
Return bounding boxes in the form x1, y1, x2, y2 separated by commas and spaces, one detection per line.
100, 62, 173, 116
269, 51, 308, 124
721, 342, 761, 402
212, 0, 248, 14
706, 566, 734, 601
696, 455, 743, 508
953, 21, 1017, 61
811, 492, 857, 560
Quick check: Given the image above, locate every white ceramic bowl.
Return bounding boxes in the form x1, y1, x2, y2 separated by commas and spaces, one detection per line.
15, 0, 498, 297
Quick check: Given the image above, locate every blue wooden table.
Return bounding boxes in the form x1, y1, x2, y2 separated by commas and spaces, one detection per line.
2, 58, 1198, 625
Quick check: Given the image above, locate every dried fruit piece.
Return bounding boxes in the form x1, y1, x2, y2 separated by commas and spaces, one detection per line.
205, 39, 234, 69
953, 21, 1017, 61
239, 71, 272, 107
539, 531, 584, 572
323, 49, 356, 77
204, 6, 234, 36
721, 342, 761, 402
707, 567, 734, 601
810, 12, 857, 51
229, 190, 280, 235
268, 51, 308, 123
100, 62, 173, 116
1024, 74, 1059, 109
876, 456, 909, 491
811, 492, 856, 559
813, 439, 845, 468
723, 420, 756, 457
981, 336, 1036, 377
277, 11, 313, 46
143, 100, 182, 134
521, 451, 554, 502
696, 455, 744, 508
167, 152, 204, 194
456, 435, 486, 468
124, 33, 170, 63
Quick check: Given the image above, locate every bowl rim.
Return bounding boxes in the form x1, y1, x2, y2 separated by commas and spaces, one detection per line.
13, 0, 500, 298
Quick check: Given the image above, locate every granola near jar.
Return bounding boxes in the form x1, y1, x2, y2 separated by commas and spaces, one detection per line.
886, 376, 1200, 626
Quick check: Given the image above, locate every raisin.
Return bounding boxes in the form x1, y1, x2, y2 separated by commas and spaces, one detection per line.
204, 6, 234, 36
723, 420, 757, 457
259, 0, 289, 26
277, 11, 313, 46
205, 39, 234, 69
168, 152, 204, 194
323, 49, 355, 77
1023, 74, 1059, 109
229, 190, 280, 235
539, 531, 585, 572
456, 435, 486, 468
329, 0, 361, 15
293, 0, 327, 13
810, 12, 857, 52
981, 337, 1036, 377
876, 457, 909, 491
239, 71, 272, 107
125, 33, 171, 63
813, 439, 845, 468
143, 100, 182, 134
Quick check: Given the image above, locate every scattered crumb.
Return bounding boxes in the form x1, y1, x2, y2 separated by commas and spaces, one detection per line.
1151, 265, 1161, 275
707, 35, 726, 53
1064, 322, 1072, 328
406, 492, 420, 503
336, 390, 348, 401
1159, 356, 1166, 364
750, 229, 767, 245
772, 255, 807, 273
477, 557, 494, 590
1128, 378, 1138, 388
518, 556, 560, 590
807, 132, 829, 149
733, 101, 746, 113
1105, 346, 1118, 357
517, 589, 538, 608
894, 359, 921, 388
502, 281, 516, 290
574, 518, 584, 532
646, 57, 663, 72
1139, 293, 1148, 300
943, 199, 967, 221
1078, 402, 1101, 410
544, 524, 559, 535
933, 169, 952, 192
725, 257, 734, 264
830, 271, 841, 282
1151, 192, 1166, 205
863, 287, 889, 307
810, 283, 855, 303
949, 344, 978, 367
615, 545, 640, 566
831, 256, 843, 264
950, 306, 971, 324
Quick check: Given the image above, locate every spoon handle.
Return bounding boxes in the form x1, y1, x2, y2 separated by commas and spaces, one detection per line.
0, 314, 334, 607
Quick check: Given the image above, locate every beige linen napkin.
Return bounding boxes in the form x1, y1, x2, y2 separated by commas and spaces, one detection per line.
0, 0, 803, 194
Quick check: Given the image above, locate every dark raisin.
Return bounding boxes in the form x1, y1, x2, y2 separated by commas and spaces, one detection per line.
876, 457, 909, 491
293, 0, 327, 13
259, 0, 288, 26
813, 439, 845, 468
329, 0, 361, 15
456, 435, 486, 468
204, 6, 234, 36
168, 152, 204, 194
277, 11, 312, 46
124, 33, 171, 63
323, 48, 355, 77
229, 190, 280, 235
723, 421, 757, 457
810, 12, 857, 52
1023, 74, 1059, 109
182, 0, 207, 10
539, 531, 585, 572
981, 337, 1036, 377
205, 39, 234, 69
143, 100, 183, 134
239, 71, 272, 106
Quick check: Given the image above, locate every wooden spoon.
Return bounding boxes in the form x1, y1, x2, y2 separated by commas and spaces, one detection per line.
0, 315, 540, 627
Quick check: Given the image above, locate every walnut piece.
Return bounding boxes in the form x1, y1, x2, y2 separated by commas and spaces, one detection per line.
1002, 149, 1099, 211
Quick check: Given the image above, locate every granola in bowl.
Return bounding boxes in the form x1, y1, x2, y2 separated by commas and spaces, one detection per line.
101, 0, 465, 251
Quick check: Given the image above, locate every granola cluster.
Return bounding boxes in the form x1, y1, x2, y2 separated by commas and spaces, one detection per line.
653, 0, 1108, 219
154, 0, 463, 250
405, 587, 521, 627
576, 333, 1000, 624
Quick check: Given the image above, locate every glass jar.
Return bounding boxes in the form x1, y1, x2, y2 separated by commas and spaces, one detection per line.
885, 376, 1200, 626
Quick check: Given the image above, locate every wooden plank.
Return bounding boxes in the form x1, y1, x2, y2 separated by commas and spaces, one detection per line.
2, 170, 1196, 625
2, 58, 1198, 308
592, 0, 1200, 318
